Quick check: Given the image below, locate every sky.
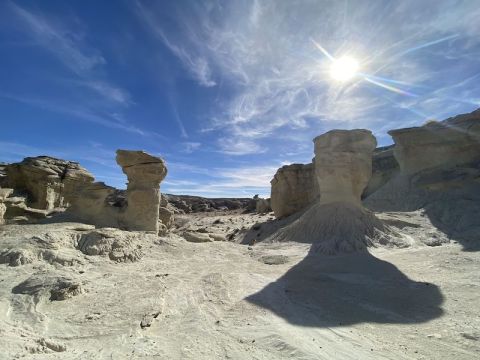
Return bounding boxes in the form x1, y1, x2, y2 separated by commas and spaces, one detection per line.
1, 0, 479, 197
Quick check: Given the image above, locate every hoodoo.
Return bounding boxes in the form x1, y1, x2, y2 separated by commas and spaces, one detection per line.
116, 150, 167, 233
270, 129, 390, 254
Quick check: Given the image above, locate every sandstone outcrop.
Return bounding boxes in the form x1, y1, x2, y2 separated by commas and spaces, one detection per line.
270, 130, 392, 254
270, 144, 398, 218
116, 150, 167, 233
0, 188, 13, 225
255, 197, 271, 214
4, 156, 94, 210
270, 163, 319, 218
362, 145, 399, 198
364, 108, 480, 246
67, 182, 118, 228
389, 109, 480, 175
314, 129, 377, 206
65, 150, 169, 234
158, 206, 174, 229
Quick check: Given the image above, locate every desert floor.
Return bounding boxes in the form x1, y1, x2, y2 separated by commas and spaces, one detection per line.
0, 211, 479, 359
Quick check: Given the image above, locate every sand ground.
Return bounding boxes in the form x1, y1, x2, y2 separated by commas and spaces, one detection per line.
0, 211, 479, 359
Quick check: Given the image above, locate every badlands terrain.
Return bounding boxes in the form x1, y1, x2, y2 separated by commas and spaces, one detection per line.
0, 109, 479, 359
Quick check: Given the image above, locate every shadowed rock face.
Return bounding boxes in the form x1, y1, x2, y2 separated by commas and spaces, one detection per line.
363, 145, 399, 199
314, 129, 377, 206
116, 150, 167, 233
270, 163, 319, 218
389, 109, 480, 175
4, 156, 94, 210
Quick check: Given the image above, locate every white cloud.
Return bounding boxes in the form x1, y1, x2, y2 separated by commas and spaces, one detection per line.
164, 164, 279, 197
81, 81, 132, 106
9, 2, 105, 75
217, 137, 265, 156
135, 1, 216, 87
181, 142, 201, 154
134, 0, 480, 155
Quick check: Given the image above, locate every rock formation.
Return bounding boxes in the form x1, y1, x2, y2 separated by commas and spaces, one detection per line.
65, 150, 169, 234
159, 206, 174, 229
389, 109, 480, 175
364, 108, 480, 244
0, 188, 13, 225
116, 150, 167, 233
270, 163, 319, 218
362, 145, 399, 198
163, 194, 251, 213
255, 197, 271, 214
66, 182, 118, 228
270, 145, 398, 218
314, 129, 377, 206
270, 130, 391, 254
4, 156, 94, 210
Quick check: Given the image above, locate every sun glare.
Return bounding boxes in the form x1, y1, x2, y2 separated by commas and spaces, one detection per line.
330, 56, 359, 82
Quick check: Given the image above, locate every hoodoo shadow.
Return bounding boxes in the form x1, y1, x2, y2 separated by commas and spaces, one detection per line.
246, 251, 444, 328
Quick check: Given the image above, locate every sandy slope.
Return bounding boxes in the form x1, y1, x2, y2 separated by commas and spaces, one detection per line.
0, 212, 479, 359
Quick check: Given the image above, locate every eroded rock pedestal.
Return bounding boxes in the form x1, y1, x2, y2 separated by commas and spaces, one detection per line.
271, 130, 389, 254
116, 150, 167, 233
314, 129, 377, 206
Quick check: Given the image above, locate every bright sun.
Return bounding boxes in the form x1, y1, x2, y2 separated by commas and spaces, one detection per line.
330, 56, 359, 82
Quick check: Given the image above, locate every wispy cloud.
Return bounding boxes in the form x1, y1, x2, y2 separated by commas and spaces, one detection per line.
217, 137, 265, 156
164, 164, 278, 197
135, 1, 216, 87
134, 0, 480, 154
8, 1, 105, 75
181, 142, 201, 154
0, 3, 171, 139
79, 80, 133, 106
0, 92, 163, 139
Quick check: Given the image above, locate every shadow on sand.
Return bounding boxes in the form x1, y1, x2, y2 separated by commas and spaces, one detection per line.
247, 251, 444, 327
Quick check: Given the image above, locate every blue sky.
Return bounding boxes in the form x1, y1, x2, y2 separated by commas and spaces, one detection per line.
1, 0, 479, 197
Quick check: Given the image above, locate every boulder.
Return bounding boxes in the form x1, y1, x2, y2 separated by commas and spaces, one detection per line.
116, 150, 167, 233
159, 206, 174, 228
270, 163, 319, 218
314, 129, 377, 206
183, 231, 214, 243
388, 109, 480, 175
4, 156, 94, 210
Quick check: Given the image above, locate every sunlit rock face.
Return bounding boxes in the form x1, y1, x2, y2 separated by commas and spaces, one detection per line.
116, 150, 167, 233
4, 156, 94, 210
270, 163, 319, 218
67, 182, 118, 228
389, 109, 480, 175
0, 188, 14, 225
314, 130, 377, 206
269, 130, 390, 255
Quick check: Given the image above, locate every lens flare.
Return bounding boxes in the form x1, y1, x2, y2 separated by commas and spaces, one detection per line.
330, 56, 359, 82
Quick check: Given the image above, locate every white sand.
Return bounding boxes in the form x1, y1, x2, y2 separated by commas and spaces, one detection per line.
0, 211, 479, 359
